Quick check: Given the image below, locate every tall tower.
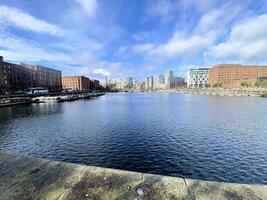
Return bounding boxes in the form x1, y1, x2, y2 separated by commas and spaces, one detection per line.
105, 76, 108, 89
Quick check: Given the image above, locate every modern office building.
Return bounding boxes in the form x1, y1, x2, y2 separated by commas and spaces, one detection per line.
125, 77, 134, 88
0, 56, 62, 94
62, 76, 90, 91
187, 68, 209, 88
209, 64, 267, 88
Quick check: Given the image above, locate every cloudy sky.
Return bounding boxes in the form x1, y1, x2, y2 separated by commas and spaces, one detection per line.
0, 0, 267, 82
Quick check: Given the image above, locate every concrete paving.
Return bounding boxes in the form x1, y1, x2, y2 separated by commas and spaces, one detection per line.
0, 151, 266, 200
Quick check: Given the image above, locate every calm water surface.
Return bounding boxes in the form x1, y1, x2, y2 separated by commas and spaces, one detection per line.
0, 93, 266, 184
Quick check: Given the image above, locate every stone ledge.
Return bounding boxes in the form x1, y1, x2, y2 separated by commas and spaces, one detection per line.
0, 151, 266, 200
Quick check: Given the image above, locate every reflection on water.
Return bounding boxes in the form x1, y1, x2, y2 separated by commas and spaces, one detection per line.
0, 93, 266, 184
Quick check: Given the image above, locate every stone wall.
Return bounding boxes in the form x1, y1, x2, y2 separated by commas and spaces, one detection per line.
0, 151, 266, 200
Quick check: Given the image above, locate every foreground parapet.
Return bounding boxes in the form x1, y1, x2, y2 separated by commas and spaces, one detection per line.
0, 152, 266, 200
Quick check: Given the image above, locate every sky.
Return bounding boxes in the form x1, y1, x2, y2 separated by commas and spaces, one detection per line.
0, 0, 267, 82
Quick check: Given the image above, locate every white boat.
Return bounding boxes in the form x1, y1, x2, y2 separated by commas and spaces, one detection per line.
32, 96, 62, 103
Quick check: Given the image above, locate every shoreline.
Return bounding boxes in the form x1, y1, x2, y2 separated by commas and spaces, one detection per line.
177, 88, 267, 97
126, 88, 267, 97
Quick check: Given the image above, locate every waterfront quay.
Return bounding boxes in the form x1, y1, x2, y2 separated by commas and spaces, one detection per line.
0, 151, 266, 200
177, 88, 267, 97
0, 92, 105, 107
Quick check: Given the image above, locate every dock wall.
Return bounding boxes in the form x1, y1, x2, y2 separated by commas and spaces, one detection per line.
0, 152, 266, 200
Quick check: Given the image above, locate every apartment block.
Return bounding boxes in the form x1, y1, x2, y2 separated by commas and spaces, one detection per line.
62, 76, 90, 91
0, 56, 62, 94
22, 64, 62, 92
90, 79, 100, 90
209, 64, 267, 88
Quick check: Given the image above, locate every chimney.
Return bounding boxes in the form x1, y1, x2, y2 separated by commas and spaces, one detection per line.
0, 56, 3, 62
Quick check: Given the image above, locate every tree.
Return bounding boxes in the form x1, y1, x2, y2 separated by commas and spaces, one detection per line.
255, 80, 267, 88
212, 83, 222, 88
240, 82, 251, 87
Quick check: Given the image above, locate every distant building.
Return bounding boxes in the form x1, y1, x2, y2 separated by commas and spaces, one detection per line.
164, 70, 174, 89
62, 76, 90, 91
148, 76, 154, 89
209, 64, 267, 88
116, 79, 126, 89
145, 77, 149, 89
153, 75, 165, 89
172, 77, 186, 88
133, 80, 144, 90
145, 70, 180, 90
90, 79, 100, 90
187, 68, 209, 88
125, 77, 134, 88
0, 56, 62, 94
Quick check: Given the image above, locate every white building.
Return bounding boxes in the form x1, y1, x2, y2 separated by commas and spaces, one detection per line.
153, 75, 165, 89
145, 76, 154, 90
187, 68, 209, 88
148, 76, 154, 89
145, 77, 149, 89
164, 70, 174, 89
116, 79, 126, 89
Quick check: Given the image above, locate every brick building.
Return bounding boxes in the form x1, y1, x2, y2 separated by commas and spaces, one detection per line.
0, 56, 62, 94
90, 79, 100, 90
21, 64, 62, 92
62, 76, 90, 91
209, 64, 267, 88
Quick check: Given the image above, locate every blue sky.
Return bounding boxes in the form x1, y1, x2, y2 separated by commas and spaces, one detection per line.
0, 0, 267, 82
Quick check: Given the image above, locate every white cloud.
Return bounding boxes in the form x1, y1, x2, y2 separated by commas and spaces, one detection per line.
146, 0, 178, 22
151, 35, 212, 58
194, 2, 242, 35
74, 0, 97, 17
93, 68, 110, 76
133, 44, 155, 53
179, 0, 217, 13
146, 0, 217, 24
0, 5, 65, 36
136, 1, 244, 62
0, 33, 73, 64
206, 14, 267, 62
115, 46, 128, 55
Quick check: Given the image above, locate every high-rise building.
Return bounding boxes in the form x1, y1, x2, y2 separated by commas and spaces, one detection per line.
148, 76, 154, 89
145, 77, 149, 89
125, 77, 134, 88
153, 75, 165, 89
62, 76, 90, 91
209, 64, 267, 88
164, 70, 174, 89
0, 56, 62, 94
187, 68, 209, 88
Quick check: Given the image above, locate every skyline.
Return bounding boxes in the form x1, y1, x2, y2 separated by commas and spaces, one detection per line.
0, 0, 267, 82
